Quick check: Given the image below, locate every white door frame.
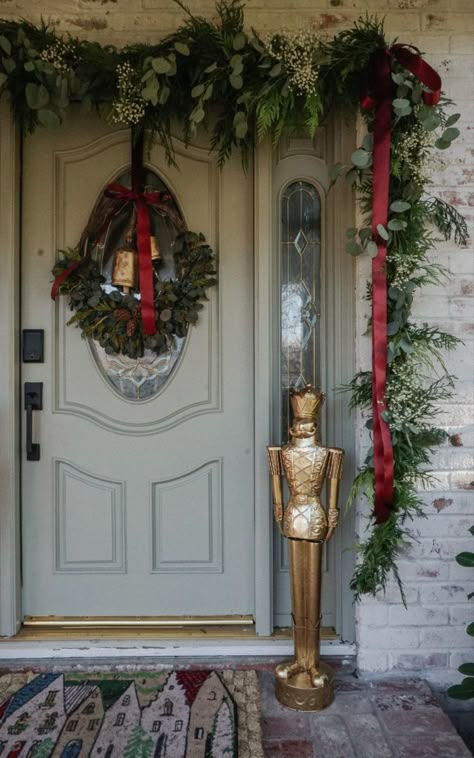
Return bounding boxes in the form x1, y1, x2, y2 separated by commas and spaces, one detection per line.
0, 102, 355, 641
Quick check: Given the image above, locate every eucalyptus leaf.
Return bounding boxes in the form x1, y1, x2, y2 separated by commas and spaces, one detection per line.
152, 57, 171, 74
141, 80, 159, 102
174, 41, 190, 56
233, 110, 247, 124
141, 68, 155, 83
387, 218, 407, 231
2, 56, 15, 74
205, 62, 218, 73
400, 337, 414, 354
390, 200, 411, 213
362, 133, 373, 151
38, 108, 61, 128
0, 35, 11, 55
445, 113, 460, 127
345, 168, 358, 186
0, 71, 7, 88
230, 54, 242, 68
233, 32, 247, 51
346, 240, 362, 256
359, 227, 372, 241
191, 83, 205, 98
235, 120, 248, 139
442, 126, 460, 142
393, 97, 410, 110
269, 62, 282, 78
381, 410, 390, 423
419, 107, 441, 131
345, 227, 358, 238
435, 137, 451, 150
351, 148, 372, 168
376, 223, 389, 241
387, 321, 401, 336
25, 82, 49, 110
191, 106, 205, 123
229, 73, 243, 89
367, 240, 378, 258
391, 72, 404, 85
202, 83, 213, 101
24, 60, 35, 72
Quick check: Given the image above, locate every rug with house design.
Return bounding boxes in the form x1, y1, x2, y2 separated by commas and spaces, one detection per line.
0, 669, 263, 757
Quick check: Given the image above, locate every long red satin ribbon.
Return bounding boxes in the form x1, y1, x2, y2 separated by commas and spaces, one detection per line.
363, 45, 441, 524
104, 183, 173, 335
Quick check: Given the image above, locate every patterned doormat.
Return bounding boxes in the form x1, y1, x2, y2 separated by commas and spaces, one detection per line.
0, 669, 264, 757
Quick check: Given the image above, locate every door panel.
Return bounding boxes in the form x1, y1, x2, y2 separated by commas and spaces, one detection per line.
21, 114, 255, 617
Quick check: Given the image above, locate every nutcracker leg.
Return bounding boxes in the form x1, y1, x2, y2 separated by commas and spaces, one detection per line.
276, 538, 306, 681
306, 541, 328, 688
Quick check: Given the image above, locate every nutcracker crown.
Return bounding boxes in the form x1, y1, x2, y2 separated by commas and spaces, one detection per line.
290, 385, 324, 421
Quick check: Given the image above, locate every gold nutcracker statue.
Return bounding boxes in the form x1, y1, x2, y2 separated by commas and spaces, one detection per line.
267, 385, 344, 711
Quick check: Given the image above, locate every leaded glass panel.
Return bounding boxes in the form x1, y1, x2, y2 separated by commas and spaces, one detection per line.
280, 180, 321, 441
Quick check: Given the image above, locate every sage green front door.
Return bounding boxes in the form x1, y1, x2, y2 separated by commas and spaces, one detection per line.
21, 114, 255, 618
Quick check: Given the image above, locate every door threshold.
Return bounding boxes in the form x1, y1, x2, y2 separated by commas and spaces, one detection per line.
15, 617, 338, 642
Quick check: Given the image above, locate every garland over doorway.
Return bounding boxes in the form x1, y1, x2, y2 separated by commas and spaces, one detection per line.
0, 1, 467, 601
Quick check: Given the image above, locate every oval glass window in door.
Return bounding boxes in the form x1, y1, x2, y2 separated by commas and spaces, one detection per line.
89, 169, 186, 401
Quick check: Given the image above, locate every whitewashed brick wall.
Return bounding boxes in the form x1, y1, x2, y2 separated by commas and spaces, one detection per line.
2, 0, 472, 682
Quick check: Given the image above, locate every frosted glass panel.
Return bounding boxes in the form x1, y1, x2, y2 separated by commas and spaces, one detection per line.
280, 181, 321, 441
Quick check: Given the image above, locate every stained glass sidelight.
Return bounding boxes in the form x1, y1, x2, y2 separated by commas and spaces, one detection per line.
89, 169, 186, 401
280, 180, 321, 441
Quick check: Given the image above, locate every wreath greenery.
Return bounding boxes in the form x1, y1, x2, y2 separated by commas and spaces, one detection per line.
0, 1, 469, 601
52, 232, 217, 360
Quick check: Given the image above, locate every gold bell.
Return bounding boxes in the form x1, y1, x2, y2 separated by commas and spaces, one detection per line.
150, 235, 161, 261
111, 244, 138, 293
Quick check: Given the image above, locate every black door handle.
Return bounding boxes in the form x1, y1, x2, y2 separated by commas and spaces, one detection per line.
24, 382, 42, 461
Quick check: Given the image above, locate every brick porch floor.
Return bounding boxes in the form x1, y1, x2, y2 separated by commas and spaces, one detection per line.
259, 670, 473, 758
1, 656, 472, 756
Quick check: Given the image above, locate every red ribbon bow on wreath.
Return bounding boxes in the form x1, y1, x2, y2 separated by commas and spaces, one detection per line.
361, 44, 441, 524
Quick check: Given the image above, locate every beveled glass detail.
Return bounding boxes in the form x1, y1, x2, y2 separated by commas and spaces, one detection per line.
89, 169, 186, 401
280, 180, 321, 441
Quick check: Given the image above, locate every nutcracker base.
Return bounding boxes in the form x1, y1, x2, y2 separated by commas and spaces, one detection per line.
274, 660, 334, 711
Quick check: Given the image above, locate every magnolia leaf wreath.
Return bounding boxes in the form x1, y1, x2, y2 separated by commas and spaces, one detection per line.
0, 2, 469, 600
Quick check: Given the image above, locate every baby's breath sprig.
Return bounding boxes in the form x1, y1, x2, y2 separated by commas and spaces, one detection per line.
262, 29, 321, 96
110, 61, 146, 126
40, 39, 77, 72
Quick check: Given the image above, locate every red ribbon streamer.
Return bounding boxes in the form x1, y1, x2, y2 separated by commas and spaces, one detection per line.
362, 45, 441, 524
104, 183, 174, 335
51, 261, 81, 301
